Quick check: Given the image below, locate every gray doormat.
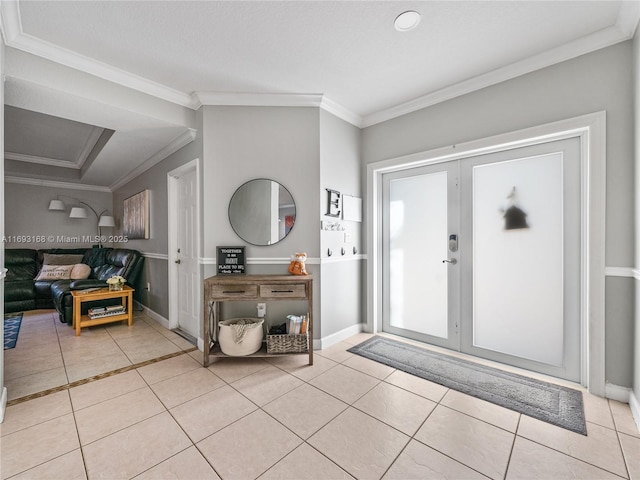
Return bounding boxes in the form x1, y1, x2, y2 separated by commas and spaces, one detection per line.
348, 336, 586, 435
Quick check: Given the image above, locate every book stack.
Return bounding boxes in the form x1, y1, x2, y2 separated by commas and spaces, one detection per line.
88, 305, 126, 319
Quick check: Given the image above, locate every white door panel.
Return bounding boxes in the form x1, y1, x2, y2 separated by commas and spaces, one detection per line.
382, 137, 581, 382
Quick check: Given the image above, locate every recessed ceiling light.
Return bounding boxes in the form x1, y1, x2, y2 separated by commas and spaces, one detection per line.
394, 11, 421, 32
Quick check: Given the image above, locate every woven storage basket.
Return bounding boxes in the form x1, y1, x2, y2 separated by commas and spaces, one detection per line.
267, 333, 308, 354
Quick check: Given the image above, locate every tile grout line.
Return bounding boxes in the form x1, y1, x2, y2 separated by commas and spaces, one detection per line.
6, 348, 198, 407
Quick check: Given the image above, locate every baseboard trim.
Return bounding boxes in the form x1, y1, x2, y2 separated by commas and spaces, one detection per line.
0, 386, 7, 423
605, 382, 631, 403
137, 302, 169, 329
137, 302, 204, 350
629, 389, 640, 433
316, 323, 364, 350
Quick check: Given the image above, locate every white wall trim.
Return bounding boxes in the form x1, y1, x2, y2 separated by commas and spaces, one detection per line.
367, 111, 607, 396
629, 390, 640, 433
137, 301, 169, 328
110, 129, 197, 191
0, 1, 195, 109
604, 267, 636, 278
605, 383, 631, 403
316, 323, 364, 350
194, 92, 362, 127
5, 152, 82, 169
4, 175, 112, 192
362, 14, 638, 128
321, 254, 367, 264
633, 269, 640, 281
200, 256, 322, 265
0, 386, 6, 423
195, 92, 323, 108
140, 252, 169, 261
1, 1, 635, 131
198, 256, 366, 266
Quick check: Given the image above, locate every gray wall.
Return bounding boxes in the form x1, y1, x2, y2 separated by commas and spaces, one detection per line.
112, 109, 204, 318
201, 106, 322, 337
362, 42, 635, 388
319, 109, 363, 338
201, 106, 321, 267
4, 182, 112, 249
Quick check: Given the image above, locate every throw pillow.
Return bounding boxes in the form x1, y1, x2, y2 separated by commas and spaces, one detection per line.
70, 263, 91, 280
43, 253, 85, 265
35, 264, 74, 281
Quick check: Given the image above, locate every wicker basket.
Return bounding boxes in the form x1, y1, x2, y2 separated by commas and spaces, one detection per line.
267, 333, 309, 354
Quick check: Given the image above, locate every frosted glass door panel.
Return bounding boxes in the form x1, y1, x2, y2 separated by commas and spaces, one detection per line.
389, 172, 448, 338
473, 153, 564, 365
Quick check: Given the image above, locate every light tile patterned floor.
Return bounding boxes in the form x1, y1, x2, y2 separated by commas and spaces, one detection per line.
1, 323, 639, 479
4, 310, 195, 401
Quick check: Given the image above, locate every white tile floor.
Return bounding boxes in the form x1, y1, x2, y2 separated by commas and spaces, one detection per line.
1, 320, 639, 479
4, 310, 195, 401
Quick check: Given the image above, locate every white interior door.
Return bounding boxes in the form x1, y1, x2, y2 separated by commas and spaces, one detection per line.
382, 137, 581, 382
175, 167, 200, 340
459, 137, 581, 381
382, 161, 460, 350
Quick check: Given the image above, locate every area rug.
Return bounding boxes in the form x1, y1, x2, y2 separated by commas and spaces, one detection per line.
348, 336, 587, 435
4, 312, 23, 350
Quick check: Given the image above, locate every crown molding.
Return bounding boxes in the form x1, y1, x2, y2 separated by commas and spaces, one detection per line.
319, 96, 363, 127
2, 1, 635, 130
5, 152, 80, 169
0, 1, 194, 109
362, 18, 638, 128
5, 175, 112, 192
195, 91, 362, 127
109, 128, 197, 191
195, 91, 323, 108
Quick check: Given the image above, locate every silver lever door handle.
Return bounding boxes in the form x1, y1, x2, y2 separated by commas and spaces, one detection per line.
442, 258, 457, 265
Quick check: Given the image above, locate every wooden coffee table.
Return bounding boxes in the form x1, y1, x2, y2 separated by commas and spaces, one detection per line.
71, 285, 134, 336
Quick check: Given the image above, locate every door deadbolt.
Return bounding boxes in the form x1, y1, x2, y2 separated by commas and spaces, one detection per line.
449, 234, 458, 252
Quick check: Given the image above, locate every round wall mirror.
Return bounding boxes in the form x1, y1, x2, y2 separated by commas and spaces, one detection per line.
228, 179, 296, 245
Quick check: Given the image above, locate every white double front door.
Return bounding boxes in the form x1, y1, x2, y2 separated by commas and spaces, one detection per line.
382, 138, 581, 382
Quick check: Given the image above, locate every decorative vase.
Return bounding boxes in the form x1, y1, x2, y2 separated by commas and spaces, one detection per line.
109, 282, 124, 291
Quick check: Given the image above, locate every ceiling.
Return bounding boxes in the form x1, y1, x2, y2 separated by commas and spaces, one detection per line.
1, 1, 638, 190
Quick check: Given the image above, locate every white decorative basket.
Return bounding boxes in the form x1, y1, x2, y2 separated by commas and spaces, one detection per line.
218, 317, 264, 356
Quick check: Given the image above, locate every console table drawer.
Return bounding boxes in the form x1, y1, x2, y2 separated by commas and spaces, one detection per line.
259, 284, 307, 299
209, 284, 258, 298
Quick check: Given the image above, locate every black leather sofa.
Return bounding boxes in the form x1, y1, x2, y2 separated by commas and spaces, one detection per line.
4, 247, 144, 324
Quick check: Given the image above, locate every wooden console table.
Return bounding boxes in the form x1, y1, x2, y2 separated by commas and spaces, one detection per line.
71, 285, 134, 336
203, 274, 313, 367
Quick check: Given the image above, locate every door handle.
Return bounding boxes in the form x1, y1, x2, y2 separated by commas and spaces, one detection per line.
175, 259, 181, 264
442, 258, 457, 265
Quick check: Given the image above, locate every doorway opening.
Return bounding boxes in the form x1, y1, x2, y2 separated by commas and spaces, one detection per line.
367, 112, 606, 394
168, 159, 202, 347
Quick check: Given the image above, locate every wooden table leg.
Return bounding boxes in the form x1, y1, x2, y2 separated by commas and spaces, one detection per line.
74, 296, 81, 336
126, 290, 133, 326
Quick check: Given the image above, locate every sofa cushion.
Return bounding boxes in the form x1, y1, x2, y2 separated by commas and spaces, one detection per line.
43, 253, 85, 265
5, 280, 35, 302
92, 249, 137, 281
35, 264, 74, 281
5, 249, 39, 281
70, 263, 91, 280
